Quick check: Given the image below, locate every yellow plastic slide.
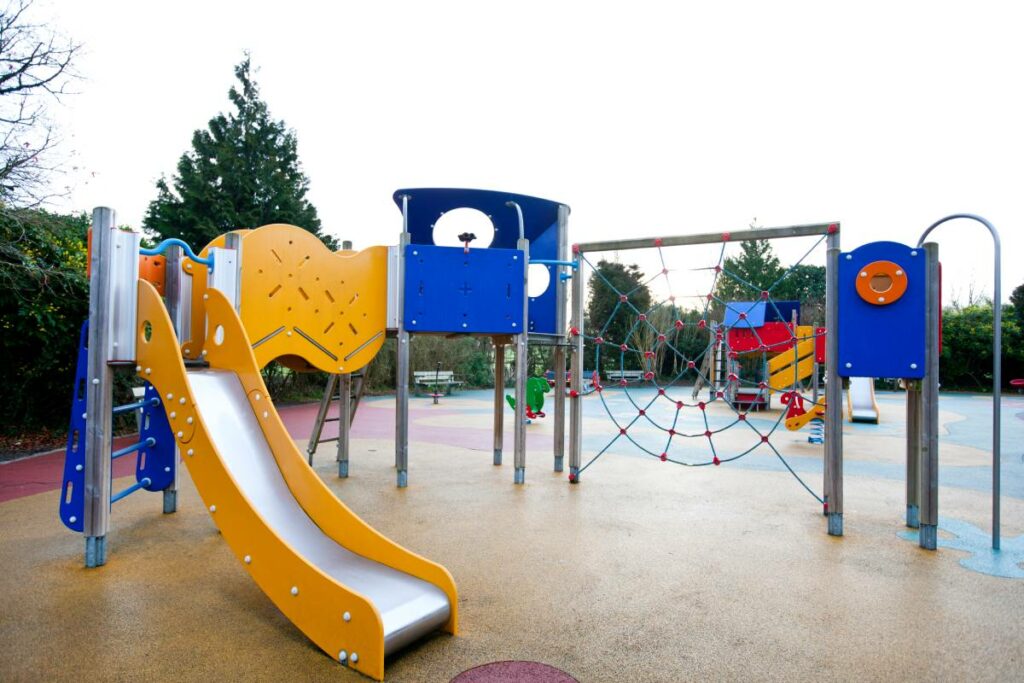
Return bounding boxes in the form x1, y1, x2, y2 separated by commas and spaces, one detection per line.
767, 326, 816, 392
135, 281, 457, 681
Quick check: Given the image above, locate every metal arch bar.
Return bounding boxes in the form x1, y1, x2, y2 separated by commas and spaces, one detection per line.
505, 201, 525, 241
576, 222, 837, 252
916, 213, 1003, 550
140, 238, 214, 269
111, 477, 152, 503
111, 437, 156, 459
531, 259, 578, 269
112, 398, 159, 415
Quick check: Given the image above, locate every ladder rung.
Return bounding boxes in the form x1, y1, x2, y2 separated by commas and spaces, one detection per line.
317, 436, 339, 443
324, 417, 340, 423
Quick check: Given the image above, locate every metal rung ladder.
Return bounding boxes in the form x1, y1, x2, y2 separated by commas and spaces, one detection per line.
307, 372, 365, 476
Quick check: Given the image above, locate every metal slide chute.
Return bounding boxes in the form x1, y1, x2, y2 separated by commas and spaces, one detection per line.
135, 280, 457, 681
847, 376, 880, 423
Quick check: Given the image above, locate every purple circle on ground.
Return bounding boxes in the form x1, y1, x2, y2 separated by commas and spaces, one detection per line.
451, 660, 578, 683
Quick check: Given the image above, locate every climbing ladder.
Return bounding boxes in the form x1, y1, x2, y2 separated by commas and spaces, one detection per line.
306, 372, 366, 476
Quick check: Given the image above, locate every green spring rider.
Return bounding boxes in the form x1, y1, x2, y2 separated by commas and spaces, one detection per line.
506, 377, 552, 420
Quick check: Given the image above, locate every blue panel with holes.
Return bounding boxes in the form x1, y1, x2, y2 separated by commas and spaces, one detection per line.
394, 188, 566, 335
136, 382, 176, 491
838, 241, 926, 378
404, 244, 525, 334
59, 320, 89, 531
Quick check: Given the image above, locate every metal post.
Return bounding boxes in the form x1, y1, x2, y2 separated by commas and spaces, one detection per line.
493, 342, 505, 465
919, 242, 941, 550
905, 379, 921, 528
552, 345, 566, 472
395, 196, 411, 488
917, 214, 1002, 549
162, 244, 185, 515
568, 249, 584, 482
552, 204, 570, 473
824, 231, 843, 536
812, 360, 820, 405
337, 373, 352, 477
510, 201, 528, 485
84, 207, 116, 567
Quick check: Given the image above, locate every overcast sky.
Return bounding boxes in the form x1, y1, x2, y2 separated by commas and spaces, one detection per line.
44, 0, 1022, 306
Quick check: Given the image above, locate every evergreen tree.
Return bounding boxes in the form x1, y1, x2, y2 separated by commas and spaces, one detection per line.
713, 239, 783, 304
586, 260, 653, 370
144, 56, 333, 248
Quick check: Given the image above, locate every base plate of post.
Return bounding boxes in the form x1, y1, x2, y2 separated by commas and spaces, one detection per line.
493, 449, 502, 466
85, 535, 107, 568
827, 513, 843, 537
338, 461, 349, 478
514, 467, 525, 485
920, 523, 937, 550
553, 456, 563, 473
163, 490, 177, 514
906, 504, 920, 529
569, 466, 580, 484
397, 470, 408, 488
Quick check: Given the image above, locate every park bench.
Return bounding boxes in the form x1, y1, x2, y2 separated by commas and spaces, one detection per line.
605, 369, 644, 382
413, 370, 463, 396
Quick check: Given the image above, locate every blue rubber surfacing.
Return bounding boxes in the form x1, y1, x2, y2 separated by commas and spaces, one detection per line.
899, 518, 1024, 579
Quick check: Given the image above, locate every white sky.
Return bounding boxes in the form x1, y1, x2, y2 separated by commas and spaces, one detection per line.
44, 0, 1022, 305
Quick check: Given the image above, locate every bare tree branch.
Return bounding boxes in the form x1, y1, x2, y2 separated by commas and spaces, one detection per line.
0, 0, 80, 209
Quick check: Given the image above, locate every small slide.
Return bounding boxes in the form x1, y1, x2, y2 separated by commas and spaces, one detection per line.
767, 327, 817, 392
847, 376, 880, 423
136, 281, 456, 680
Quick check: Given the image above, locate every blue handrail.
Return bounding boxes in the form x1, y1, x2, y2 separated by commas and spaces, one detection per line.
140, 238, 214, 269
531, 259, 579, 269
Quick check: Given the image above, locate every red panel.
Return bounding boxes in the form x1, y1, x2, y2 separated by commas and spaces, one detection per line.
727, 322, 795, 353
815, 327, 827, 363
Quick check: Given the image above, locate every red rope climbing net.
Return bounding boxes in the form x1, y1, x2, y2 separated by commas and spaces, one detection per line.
573, 229, 834, 503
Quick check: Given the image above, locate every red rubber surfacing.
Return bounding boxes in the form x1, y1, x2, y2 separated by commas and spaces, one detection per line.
451, 661, 577, 682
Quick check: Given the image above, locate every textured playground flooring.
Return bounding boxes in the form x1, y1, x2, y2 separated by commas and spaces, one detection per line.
1, 390, 1023, 681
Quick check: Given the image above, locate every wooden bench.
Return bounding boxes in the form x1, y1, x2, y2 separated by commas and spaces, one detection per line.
605, 369, 644, 382
413, 370, 463, 396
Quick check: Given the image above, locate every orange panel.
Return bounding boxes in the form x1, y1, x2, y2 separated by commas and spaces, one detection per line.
138, 254, 166, 296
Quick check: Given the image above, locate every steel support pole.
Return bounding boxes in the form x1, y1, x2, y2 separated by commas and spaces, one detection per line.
552, 345, 566, 472
917, 214, 1002, 549
84, 207, 116, 567
552, 204, 570, 473
395, 197, 411, 488
338, 373, 351, 477
919, 242, 941, 550
162, 244, 184, 515
905, 380, 921, 528
824, 233, 843, 536
568, 250, 584, 482
493, 342, 505, 465
513, 236, 529, 485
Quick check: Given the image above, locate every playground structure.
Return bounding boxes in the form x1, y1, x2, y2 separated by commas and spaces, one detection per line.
58, 190, 1008, 678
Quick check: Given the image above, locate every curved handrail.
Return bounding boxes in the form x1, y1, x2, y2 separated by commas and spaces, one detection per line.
917, 213, 1002, 550
140, 238, 214, 269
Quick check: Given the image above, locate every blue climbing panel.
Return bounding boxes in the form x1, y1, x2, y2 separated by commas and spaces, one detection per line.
60, 321, 89, 532
404, 244, 525, 334
60, 322, 176, 532
838, 241, 926, 378
136, 382, 175, 491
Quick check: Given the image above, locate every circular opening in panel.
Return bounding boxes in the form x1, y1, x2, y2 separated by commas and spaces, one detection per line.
528, 263, 551, 298
142, 320, 153, 343
213, 325, 225, 346
432, 208, 495, 248
870, 273, 893, 293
